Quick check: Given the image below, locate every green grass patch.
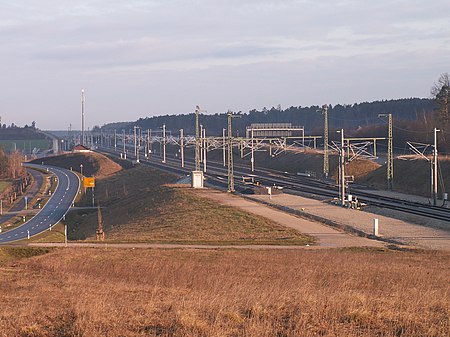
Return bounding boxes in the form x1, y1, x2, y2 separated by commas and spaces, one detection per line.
0, 180, 11, 194
0, 247, 51, 265
27, 223, 66, 243
63, 165, 313, 245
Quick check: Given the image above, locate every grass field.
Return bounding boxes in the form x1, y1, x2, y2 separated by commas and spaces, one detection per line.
0, 247, 448, 336
0, 180, 11, 194
64, 165, 312, 245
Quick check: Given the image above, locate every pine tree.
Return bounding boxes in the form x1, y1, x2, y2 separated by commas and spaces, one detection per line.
431, 73, 450, 128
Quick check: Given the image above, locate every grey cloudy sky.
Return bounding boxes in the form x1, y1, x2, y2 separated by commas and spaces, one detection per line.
1, 0, 449, 130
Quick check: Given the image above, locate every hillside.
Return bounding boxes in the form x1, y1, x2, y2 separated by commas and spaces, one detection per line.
206, 148, 448, 199
0, 126, 48, 140
32, 152, 122, 179
359, 156, 450, 197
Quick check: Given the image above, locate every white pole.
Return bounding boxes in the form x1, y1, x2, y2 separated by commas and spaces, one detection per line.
114, 129, 117, 152
373, 218, 379, 236
180, 129, 184, 168
340, 129, 345, 206
134, 126, 137, 158
251, 129, 254, 172
64, 224, 68, 247
81, 89, 85, 146
433, 128, 440, 206
200, 124, 203, 163
123, 130, 126, 159
162, 124, 166, 163
223, 128, 226, 166
203, 128, 207, 173
27, 229, 30, 239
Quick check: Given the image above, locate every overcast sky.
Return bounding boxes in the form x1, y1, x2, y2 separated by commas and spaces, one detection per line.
1, 0, 449, 130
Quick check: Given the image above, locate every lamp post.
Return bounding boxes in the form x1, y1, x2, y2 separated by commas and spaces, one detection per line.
81, 89, 85, 146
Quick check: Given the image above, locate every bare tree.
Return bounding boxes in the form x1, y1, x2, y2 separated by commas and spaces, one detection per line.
431, 73, 450, 128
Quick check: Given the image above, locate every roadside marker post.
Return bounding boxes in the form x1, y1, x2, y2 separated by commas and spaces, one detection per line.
373, 218, 379, 236
27, 230, 30, 240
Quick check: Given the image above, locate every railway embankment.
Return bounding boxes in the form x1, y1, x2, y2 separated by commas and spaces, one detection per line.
244, 192, 450, 251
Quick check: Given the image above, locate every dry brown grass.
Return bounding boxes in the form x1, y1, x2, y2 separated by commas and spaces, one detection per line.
65, 165, 311, 245
0, 247, 448, 336
33, 152, 122, 178
360, 157, 450, 197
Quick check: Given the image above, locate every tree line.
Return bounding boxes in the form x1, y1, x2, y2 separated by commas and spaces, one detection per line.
103, 97, 435, 136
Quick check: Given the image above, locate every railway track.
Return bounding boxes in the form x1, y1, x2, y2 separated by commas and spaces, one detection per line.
97, 147, 450, 224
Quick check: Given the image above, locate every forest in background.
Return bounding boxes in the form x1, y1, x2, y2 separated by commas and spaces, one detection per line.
103, 97, 449, 154
103, 98, 434, 135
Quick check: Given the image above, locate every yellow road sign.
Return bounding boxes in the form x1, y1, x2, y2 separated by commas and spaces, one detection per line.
84, 177, 95, 188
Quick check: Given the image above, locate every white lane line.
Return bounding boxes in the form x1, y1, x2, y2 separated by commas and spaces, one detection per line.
7, 236, 11, 238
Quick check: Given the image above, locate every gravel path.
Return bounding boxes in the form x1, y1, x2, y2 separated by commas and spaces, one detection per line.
195, 189, 384, 249
245, 193, 450, 251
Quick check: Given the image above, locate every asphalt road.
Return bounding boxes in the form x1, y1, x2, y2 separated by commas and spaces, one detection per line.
0, 164, 80, 244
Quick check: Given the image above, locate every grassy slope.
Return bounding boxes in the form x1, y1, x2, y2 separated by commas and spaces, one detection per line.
359, 157, 450, 196
65, 164, 312, 245
209, 147, 448, 197
0, 248, 448, 336
33, 152, 122, 178
0, 180, 11, 194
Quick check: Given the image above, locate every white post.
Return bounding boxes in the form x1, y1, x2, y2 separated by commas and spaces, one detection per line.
27, 229, 30, 239
64, 224, 68, 247
162, 124, 166, 163
223, 128, 226, 166
114, 129, 117, 151
203, 128, 207, 173
373, 218, 379, 236
180, 129, 184, 168
134, 126, 137, 157
123, 130, 127, 159
200, 124, 203, 163
251, 129, 254, 172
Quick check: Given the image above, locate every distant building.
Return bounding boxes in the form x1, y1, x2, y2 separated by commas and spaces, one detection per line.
73, 144, 91, 153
